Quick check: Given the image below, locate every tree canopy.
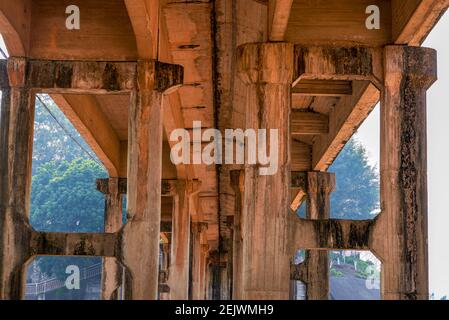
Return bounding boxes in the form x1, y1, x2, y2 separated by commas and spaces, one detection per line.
30, 158, 107, 233
297, 138, 380, 220
329, 139, 380, 220
32, 95, 98, 174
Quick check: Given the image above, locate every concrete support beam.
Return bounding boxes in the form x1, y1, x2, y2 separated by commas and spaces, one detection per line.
51, 94, 122, 177
168, 180, 200, 300
237, 42, 293, 300
97, 178, 124, 300
372, 46, 437, 300
286, 0, 391, 47
124, 0, 160, 59
0, 1, 30, 56
293, 46, 383, 88
291, 111, 329, 135
393, 0, 449, 45
291, 140, 311, 172
118, 60, 183, 300
290, 172, 372, 255
96, 178, 128, 197
268, 0, 294, 41
292, 80, 352, 97
97, 178, 179, 198
290, 218, 373, 252
0, 57, 34, 300
26, 60, 138, 94
30, 232, 117, 257
5, 59, 183, 95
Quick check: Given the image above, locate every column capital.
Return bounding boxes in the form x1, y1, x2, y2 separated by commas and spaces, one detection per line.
384, 46, 437, 90
96, 177, 127, 195
137, 60, 184, 94
307, 171, 336, 193
192, 222, 208, 233
7, 57, 27, 88
230, 170, 244, 193
237, 42, 294, 85
290, 171, 336, 193
175, 179, 202, 195
201, 244, 210, 254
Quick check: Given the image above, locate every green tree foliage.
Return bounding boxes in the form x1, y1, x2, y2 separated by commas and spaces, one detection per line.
297, 138, 379, 220
329, 139, 380, 220
32, 95, 95, 174
30, 158, 107, 233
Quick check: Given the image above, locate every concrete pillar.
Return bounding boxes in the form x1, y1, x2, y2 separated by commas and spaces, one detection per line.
373, 46, 437, 300
168, 180, 197, 300
222, 260, 230, 300
217, 256, 229, 300
0, 58, 34, 300
97, 178, 124, 300
190, 222, 208, 300
199, 246, 209, 300
206, 251, 225, 300
118, 60, 183, 300
237, 43, 294, 300
230, 170, 244, 299
302, 172, 335, 300
159, 243, 171, 300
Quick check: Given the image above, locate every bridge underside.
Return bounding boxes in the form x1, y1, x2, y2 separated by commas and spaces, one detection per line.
0, 0, 447, 300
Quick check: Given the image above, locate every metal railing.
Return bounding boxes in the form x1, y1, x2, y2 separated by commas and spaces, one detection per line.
25, 263, 102, 296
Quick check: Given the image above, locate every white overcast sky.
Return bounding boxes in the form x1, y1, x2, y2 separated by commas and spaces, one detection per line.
355, 12, 449, 299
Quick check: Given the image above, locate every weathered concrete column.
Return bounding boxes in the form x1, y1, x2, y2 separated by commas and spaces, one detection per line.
237, 42, 293, 300
96, 178, 124, 300
372, 46, 437, 300
300, 172, 335, 300
168, 180, 199, 300
0, 58, 34, 300
199, 246, 209, 300
190, 222, 208, 300
230, 170, 244, 300
207, 252, 227, 300
118, 60, 183, 300
159, 242, 171, 300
